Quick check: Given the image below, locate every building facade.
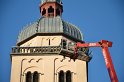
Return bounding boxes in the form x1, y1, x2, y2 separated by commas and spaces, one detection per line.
10, 0, 91, 82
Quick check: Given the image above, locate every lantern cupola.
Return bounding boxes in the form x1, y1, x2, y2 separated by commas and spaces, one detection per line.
40, 0, 63, 17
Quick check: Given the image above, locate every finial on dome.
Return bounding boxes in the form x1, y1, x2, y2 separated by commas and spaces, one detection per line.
41, 0, 62, 5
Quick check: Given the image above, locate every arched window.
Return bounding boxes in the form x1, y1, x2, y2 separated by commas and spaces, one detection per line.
33, 71, 39, 82
42, 8, 46, 16
48, 6, 54, 17
48, 6, 54, 13
26, 71, 32, 82
66, 71, 72, 82
59, 70, 64, 82
56, 8, 60, 16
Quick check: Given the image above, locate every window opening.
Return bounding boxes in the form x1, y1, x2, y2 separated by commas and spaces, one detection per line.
26, 71, 32, 82
56, 8, 60, 16
48, 6, 54, 17
66, 71, 72, 82
42, 8, 46, 16
33, 71, 39, 82
49, 39, 50, 45
59, 70, 64, 82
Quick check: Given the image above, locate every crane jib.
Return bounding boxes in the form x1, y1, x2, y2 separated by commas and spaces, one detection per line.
75, 40, 118, 82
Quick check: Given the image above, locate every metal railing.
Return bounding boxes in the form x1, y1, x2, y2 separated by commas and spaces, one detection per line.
11, 46, 61, 54
11, 46, 91, 61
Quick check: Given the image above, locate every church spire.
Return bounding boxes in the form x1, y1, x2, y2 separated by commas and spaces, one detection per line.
40, 0, 63, 17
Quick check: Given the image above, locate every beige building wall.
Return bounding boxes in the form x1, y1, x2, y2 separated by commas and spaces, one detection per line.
20, 36, 62, 47
11, 35, 87, 82
10, 55, 87, 82
20, 36, 75, 47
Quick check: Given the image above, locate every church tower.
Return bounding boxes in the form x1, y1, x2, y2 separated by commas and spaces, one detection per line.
10, 0, 91, 82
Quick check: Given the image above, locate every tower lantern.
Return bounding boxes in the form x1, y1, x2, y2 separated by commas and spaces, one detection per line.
40, 0, 63, 17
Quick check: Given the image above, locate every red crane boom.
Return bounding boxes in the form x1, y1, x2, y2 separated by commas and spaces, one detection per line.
74, 40, 118, 82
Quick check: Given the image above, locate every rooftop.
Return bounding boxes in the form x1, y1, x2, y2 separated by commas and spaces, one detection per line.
17, 16, 83, 44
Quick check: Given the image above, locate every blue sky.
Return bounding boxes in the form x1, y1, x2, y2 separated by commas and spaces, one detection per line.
0, 0, 124, 82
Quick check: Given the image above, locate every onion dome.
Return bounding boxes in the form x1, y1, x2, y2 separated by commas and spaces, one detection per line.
17, 16, 83, 44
